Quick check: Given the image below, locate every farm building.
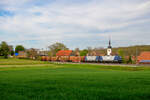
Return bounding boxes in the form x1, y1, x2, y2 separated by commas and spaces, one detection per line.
56, 50, 73, 56
17, 51, 27, 58
137, 52, 150, 64
56, 50, 73, 62
38, 50, 48, 56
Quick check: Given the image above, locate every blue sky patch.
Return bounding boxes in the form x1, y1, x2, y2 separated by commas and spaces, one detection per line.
0, 10, 14, 16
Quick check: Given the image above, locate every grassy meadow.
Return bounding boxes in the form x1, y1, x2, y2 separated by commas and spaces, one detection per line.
0, 59, 150, 100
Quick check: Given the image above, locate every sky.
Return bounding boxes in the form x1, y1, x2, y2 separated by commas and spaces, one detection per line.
0, 0, 150, 50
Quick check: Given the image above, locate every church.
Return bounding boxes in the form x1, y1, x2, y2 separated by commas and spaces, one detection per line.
100, 39, 122, 62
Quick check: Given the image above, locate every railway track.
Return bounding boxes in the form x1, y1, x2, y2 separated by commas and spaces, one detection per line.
49, 61, 150, 67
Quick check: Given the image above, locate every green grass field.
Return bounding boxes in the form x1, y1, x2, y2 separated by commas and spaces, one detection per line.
0, 59, 150, 100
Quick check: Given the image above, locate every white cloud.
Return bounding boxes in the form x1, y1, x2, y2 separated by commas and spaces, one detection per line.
0, 0, 150, 49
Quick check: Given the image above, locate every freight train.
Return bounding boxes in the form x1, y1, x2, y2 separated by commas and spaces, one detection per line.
41, 55, 122, 63
41, 39, 122, 63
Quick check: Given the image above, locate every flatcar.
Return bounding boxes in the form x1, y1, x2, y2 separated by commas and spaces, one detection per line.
51, 57, 58, 61
42, 55, 122, 63
41, 56, 46, 61
59, 56, 70, 62
69, 56, 85, 62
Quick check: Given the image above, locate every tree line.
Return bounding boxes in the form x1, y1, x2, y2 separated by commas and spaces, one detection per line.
0, 41, 25, 58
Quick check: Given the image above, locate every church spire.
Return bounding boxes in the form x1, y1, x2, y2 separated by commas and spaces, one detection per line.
108, 37, 112, 48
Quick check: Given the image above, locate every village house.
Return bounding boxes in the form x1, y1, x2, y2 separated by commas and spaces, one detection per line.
56, 50, 73, 56
137, 52, 150, 64
17, 51, 27, 58
56, 50, 73, 62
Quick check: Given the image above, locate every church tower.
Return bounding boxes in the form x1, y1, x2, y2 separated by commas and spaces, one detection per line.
107, 38, 112, 56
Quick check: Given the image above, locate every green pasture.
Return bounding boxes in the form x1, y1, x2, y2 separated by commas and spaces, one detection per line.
0, 58, 50, 65
0, 59, 150, 100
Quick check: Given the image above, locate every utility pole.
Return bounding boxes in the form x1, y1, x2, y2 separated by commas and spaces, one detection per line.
136, 47, 138, 65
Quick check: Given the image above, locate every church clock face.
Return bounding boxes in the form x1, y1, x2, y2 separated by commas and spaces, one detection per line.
107, 49, 112, 56
107, 49, 111, 52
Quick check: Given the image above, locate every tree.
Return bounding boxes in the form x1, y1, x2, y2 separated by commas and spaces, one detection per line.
127, 56, 132, 64
27, 48, 38, 59
10, 50, 14, 56
15, 45, 25, 53
80, 49, 88, 56
48, 42, 68, 56
9, 45, 14, 56
72, 48, 80, 56
118, 49, 126, 63
0, 41, 10, 58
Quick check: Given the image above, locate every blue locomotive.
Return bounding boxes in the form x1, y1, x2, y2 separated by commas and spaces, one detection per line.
84, 39, 122, 63
84, 55, 122, 63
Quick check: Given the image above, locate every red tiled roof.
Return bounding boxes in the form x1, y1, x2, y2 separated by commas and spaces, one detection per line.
138, 52, 150, 61
56, 50, 72, 56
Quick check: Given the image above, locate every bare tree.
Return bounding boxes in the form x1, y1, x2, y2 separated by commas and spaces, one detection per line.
27, 48, 38, 59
